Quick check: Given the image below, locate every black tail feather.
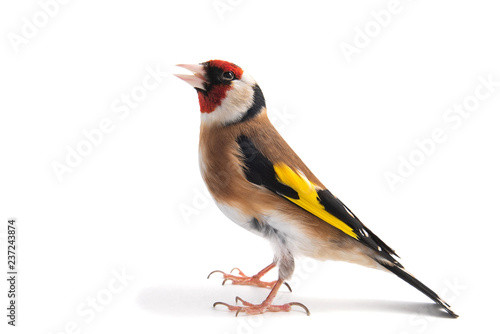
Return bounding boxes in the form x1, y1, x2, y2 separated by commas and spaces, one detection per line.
377, 261, 458, 318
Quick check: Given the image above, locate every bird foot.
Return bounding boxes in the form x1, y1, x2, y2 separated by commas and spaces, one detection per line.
214, 296, 310, 316
208, 268, 292, 292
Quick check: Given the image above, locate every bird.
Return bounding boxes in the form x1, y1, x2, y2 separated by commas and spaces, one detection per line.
174, 59, 458, 317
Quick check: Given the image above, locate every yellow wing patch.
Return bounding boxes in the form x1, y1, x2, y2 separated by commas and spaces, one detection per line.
273, 163, 359, 239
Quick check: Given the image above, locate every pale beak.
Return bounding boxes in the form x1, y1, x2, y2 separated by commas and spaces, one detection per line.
174, 64, 208, 91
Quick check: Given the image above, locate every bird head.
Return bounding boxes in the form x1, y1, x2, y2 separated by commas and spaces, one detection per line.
175, 60, 266, 126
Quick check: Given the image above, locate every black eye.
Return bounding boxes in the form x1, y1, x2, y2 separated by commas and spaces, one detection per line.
222, 71, 235, 81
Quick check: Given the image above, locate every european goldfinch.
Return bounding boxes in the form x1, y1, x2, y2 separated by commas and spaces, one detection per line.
175, 60, 458, 317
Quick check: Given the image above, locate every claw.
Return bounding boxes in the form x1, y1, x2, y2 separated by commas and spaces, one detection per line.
215, 299, 310, 316
222, 279, 228, 286
213, 301, 231, 308
213, 301, 242, 315
283, 282, 292, 292
230, 267, 244, 275
235, 308, 243, 317
288, 302, 311, 316
212, 276, 306, 316
207, 270, 225, 279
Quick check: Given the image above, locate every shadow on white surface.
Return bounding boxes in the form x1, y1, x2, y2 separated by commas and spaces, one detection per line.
136, 285, 454, 318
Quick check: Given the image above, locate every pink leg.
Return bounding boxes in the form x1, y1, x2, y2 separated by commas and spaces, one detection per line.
213, 278, 310, 316
208, 263, 292, 292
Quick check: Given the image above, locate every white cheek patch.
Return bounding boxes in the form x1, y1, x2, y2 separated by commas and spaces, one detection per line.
200, 73, 257, 126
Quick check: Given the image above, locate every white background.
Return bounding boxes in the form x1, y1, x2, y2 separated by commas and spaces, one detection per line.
1, 0, 499, 333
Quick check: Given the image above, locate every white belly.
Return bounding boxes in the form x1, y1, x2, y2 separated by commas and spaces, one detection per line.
215, 202, 314, 258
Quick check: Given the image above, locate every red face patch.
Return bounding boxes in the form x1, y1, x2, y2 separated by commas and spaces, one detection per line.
197, 84, 232, 114
197, 60, 244, 113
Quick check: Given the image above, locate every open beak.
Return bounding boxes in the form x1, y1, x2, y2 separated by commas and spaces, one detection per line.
174, 64, 208, 91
